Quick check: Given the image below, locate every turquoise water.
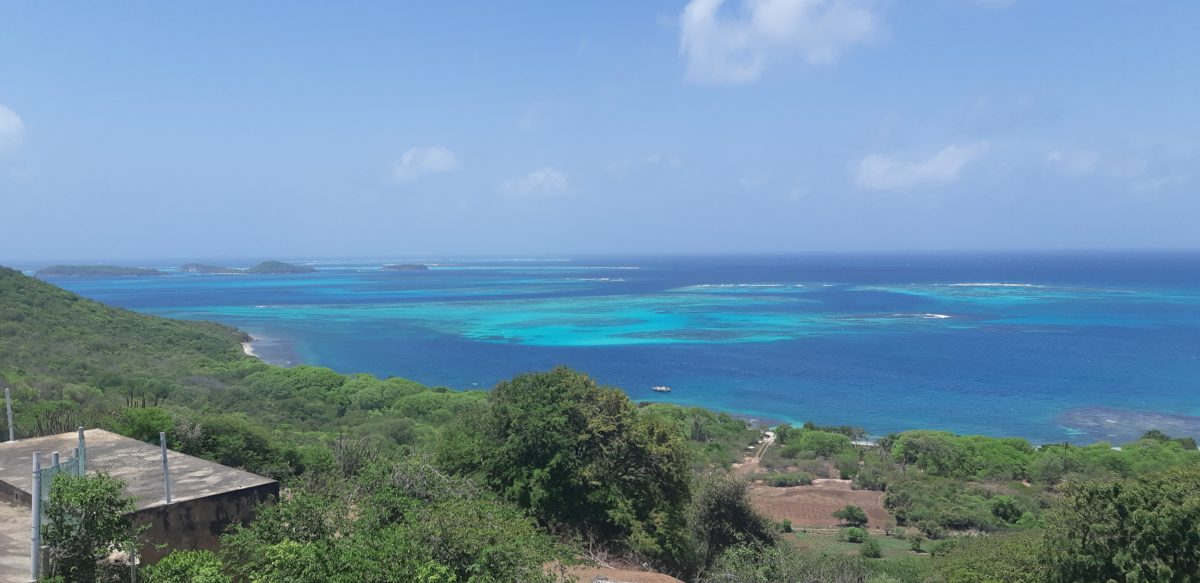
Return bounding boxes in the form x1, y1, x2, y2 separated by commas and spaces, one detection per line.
38, 253, 1200, 443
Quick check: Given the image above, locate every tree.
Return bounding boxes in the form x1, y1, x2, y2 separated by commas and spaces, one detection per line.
833, 505, 869, 527
43, 473, 139, 581
451, 367, 693, 565
1042, 465, 1200, 582
689, 474, 775, 572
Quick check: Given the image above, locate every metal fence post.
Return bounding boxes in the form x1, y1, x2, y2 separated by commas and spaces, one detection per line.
5, 387, 13, 442
73, 447, 81, 476
31, 452, 41, 582
77, 426, 86, 474
160, 432, 172, 504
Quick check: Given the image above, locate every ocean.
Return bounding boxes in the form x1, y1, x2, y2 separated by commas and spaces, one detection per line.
35, 253, 1200, 444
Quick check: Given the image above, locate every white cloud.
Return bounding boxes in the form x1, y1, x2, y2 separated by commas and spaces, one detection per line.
1130, 172, 1190, 195
605, 153, 683, 176
680, 0, 880, 84
500, 167, 570, 196
392, 146, 460, 182
0, 105, 24, 155
1046, 149, 1100, 177
855, 141, 990, 191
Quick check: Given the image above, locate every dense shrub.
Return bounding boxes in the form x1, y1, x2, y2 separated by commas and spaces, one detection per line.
762, 471, 813, 487
860, 536, 883, 558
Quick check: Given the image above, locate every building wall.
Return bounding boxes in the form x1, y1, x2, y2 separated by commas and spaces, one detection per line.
133, 482, 279, 563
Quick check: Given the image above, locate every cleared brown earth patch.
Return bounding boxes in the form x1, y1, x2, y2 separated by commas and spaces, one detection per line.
559, 566, 684, 583
750, 478, 891, 530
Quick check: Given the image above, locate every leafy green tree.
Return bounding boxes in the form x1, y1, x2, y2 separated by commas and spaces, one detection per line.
1042, 465, 1200, 582
43, 473, 139, 581
143, 550, 231, 583
792, 430, 852, 457
689, 474, 775, 572
833, 504, 869, 527
447, 367, 692, 565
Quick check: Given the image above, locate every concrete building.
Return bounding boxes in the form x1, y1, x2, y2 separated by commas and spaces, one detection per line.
0, 429, 277, 582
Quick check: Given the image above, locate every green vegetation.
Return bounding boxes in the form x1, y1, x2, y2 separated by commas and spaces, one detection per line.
245, 260, 317, 274
143, 550, 231, 583
219, 458, 563, 582
1042, 464, 1200, 582
834, 504, 870, 527
759, 471, 813, 487
7, 265, 1200, 582
43, 473, 140, 581
927, 531, 1044, 583
437, 367, 693, 569
36, 264, 164, 276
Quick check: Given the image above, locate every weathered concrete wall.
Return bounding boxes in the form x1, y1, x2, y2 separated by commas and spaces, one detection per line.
134, 482, 278, 563
0, 478, 30, 506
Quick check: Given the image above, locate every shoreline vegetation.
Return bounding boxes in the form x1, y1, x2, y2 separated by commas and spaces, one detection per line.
5, 264, 1200, 581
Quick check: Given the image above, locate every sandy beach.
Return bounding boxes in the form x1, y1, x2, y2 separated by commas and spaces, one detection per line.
241, 338, 258, 359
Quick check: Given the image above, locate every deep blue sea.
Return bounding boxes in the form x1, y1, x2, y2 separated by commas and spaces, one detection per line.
33, 253, 1200, 444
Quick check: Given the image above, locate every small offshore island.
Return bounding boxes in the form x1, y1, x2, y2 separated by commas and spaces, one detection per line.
37, 260, 318, 277
179, 263, 243, 275
381, 263, 430, 271
182, 260, 316, 275
36, 264, 164, 277
244, 260, 317, 274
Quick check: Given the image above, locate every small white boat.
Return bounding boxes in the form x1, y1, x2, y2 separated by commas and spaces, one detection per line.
651, 386, 672, 393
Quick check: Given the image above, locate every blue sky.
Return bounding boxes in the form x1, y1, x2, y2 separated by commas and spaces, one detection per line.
1, 1, 1197, 261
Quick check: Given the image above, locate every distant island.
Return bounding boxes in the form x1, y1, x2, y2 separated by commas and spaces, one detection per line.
36, 265, 164, 277
245, 260, 317, 274
179, 263, 242, 275
381, 263, 430, 271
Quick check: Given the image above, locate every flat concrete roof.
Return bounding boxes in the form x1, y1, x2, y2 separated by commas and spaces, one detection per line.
0, 501, 30, 583
0, 429, 275, 510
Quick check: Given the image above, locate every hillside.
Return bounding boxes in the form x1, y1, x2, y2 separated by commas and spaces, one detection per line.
1, 266, 247, 394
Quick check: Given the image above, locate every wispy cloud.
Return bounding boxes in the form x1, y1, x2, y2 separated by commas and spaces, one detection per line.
1130, 172, 1190, 195
392, 146, 460, 182
605, 153, 683, 176
855, 141, 990, 191
0, 104, 24, 155
1045, 149, 1100, 177
500, 167, 570, 196
679, 0, 880, 84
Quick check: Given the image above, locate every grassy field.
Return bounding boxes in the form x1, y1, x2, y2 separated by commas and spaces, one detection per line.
788, 531, 926, 561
